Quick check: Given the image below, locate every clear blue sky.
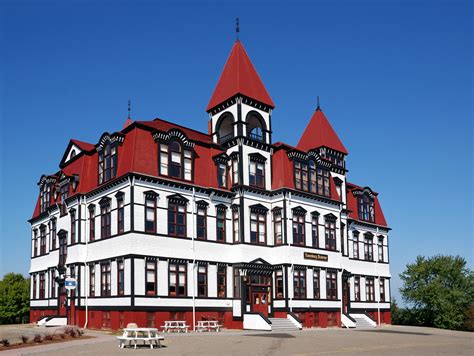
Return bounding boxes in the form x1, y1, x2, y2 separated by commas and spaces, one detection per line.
1, 0, 472, 304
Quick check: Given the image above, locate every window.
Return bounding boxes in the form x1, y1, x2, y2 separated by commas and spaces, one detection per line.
273, 210, 283, 246
40, 183, 51, 213
159, 141, 193, 181
101, 263, 111, 297
293, 215, 305, 246
169, 263, 186, 297
60, 182, 69, 215
102, 311, 111, 328
40, 225, 46, 255
311, 214, 319, 248
232, 209, 239, 243
100, 203, 111, 239
233, 268, 241, 298
340, 223, 345, 255
70, 209, 76, 244
145, 195, 157, 233
32, 275, 37, 299
358, 195, 375, 222
39, 273, 45, 299
309, 161, 317, 193
33, 229, 38, 257
354, 276, 360, 301
88, 206, 95, 241
366, 277, 375, 302
146, 261, 156, 295
276, 270, 284, 298
353, 232, 359, 259
379, 278, 385, 301
217, 266, 226, 298
293, 270, 306, 299
70, 266, 76, 297
89, 265, 95, 297
50, 270, 56, 298
249, 160, 265, 188
325, 218, 336, 251
168, 203, 186, 237
294, 161, 308, 191
232, 156, 239, 185
317, 169, 331, 197
117, 195, 125, 234
198, 265, 207, 297
250, 211, 266, 245
147, 312, 155, 328
98, 142, 117, 184
216, 208, 226, 243
117, 260, 124, 296
51, 219, 57, 249
196, 207, 207, 240
218, 163, 227, 188
326, 270, 337, 300
364, 235, 374, 261
313, 269, 320, 299
59, 233, 67, 266
378, 237, 384, 262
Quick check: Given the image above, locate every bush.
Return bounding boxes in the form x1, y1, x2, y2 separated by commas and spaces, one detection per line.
21, 335, 28, 343
33, 334, 43, 343
44, 334, 53, 341
0, 338, 9, 347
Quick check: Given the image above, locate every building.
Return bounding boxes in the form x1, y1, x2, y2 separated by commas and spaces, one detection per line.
28, 38, 391, 330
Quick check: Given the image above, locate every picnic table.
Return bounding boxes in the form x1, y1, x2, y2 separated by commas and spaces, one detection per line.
161, 320, 189, 333
195, 320, 221, 332
116, 327, 164, 349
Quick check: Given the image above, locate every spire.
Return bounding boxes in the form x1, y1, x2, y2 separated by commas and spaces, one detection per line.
297, 109, 348, 154
236, 17, 240, 41
206, 40, 275, 112
123, 99, 133, 129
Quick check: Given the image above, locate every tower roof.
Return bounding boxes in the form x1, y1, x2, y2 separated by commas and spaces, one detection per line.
297, 108, 348, 154
206, 40, 275, 111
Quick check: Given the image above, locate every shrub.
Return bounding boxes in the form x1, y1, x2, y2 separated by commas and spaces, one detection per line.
44, 334, 53, 341
21, 335, 29, 343
0, 338, 9, 347
33, 334, 43, 343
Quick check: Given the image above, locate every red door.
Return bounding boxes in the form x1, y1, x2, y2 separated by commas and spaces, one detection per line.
252, 292, 268, 317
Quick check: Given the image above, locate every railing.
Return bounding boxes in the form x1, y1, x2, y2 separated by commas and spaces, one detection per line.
219, 133, 234, 144
249, 132, 263, 142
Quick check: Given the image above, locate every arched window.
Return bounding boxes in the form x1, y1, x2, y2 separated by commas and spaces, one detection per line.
246, 112, 266, 142
159, 140, 193, 181
98, 142, 117, 184
216, 113, 234, 144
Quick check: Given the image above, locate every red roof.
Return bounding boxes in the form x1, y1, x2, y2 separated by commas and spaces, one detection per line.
70, 139, 95, 151
297, 109, 348, 154
206, 40, 275, 111
137, 118, 213, 144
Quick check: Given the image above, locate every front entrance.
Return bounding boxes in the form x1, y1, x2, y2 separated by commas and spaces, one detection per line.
252, 291, 269, 317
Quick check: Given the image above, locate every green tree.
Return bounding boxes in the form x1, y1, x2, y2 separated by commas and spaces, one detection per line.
0, 273, 30, 324
400, 255, 474, 330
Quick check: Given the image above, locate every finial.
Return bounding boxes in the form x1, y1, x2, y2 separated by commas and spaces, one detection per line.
316, 96, 321, 111
236, 17, 240, 40
128, 99, 131, 119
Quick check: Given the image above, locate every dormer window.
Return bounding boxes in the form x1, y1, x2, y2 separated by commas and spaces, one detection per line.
98, 142, 117, 184
293, 159, 330, 198
159, 141, 193, 181
217, 163, 227, 188
358, 194, 375, 223
40, 183, 51, 213
60, 181, 69, 215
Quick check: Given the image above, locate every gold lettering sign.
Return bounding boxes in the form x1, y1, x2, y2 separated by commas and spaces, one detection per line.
304, 252, 328, 261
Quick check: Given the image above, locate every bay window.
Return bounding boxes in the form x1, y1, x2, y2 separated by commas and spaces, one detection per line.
51, 218, 57, 250
294, 161, 308, 191
40, 225, 46, 255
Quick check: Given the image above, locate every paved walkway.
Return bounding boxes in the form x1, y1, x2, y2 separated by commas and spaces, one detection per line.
1, 325, 473, 355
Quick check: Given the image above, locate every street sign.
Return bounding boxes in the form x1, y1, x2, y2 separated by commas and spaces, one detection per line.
65, 277, 77, 290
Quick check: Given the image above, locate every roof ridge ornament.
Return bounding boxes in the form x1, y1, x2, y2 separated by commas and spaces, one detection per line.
128, 99, 131, 120
236, 17, 240, 41
316, 96, 321, 111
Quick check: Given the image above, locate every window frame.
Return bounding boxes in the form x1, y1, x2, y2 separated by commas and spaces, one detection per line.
70, 209, 76, 244
354, 276, 360, 301
364, 235, 374, 261
366, 277, 375, 302
145, 195, 157, 233
169, 262, 187, 297
100, 263, 111, 297
117, 260, 125, 296
100, 203, 111, 239
217, 265, 226, 298
145, 260, 157, 296
293, 269, 306, 299
273, 210, 283, 246
98, 142, 117, 185
159, 140, 193, 181
311, 214, 319, 248
276, 270, 284, 298
250, 210, 267, 245
249, 160, 265, 189
89, 265, 95, 297
196, 206, 207, 240
88, 205, 95, 241
325, 218, 337, 251
292, 215, 305, 246
378, 236, 384, 262
216, 208, 226, 243
168, 202, 187, 237
313, 269, 320, 299
326, 270, 337, 300
197, 265, 208, 297
217, 163, 227, 188
232, 209, 239, 243
117, 195, 125, 234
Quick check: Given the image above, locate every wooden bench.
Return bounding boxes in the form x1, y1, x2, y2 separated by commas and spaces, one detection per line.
117, 328, 164, 349
161, 320, 189, 333
196, 320, 221, 332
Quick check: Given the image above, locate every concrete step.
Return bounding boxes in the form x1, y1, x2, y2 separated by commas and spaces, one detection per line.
269, 318, 300, 332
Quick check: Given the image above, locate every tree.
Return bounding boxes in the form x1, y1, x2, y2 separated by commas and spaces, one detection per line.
400, 255, 474, 330
0, 273, 30, 324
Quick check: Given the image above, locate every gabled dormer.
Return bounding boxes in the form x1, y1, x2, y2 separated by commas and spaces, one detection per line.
207, 40, 275, 146
59, 139, 94, 168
